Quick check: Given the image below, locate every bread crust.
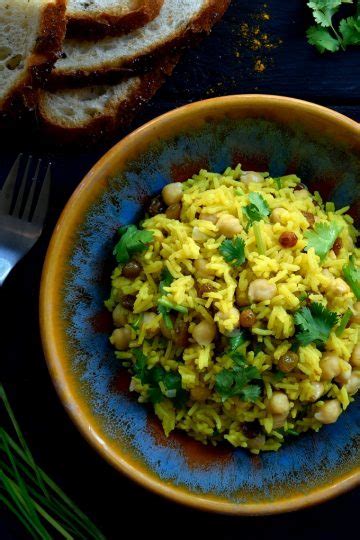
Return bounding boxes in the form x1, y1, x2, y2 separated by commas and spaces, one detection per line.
38, 55, 180, 144
49, 0, 231, 88
67, 0, 164, 39
1, 0, 67, 117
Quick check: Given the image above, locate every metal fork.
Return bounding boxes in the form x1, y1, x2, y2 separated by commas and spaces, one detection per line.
0, 154, 51, 286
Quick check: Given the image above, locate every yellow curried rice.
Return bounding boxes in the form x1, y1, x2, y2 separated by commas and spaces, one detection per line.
106, 165, 360, 453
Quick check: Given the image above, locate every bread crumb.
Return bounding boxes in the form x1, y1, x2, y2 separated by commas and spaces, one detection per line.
254, 59, 266, 72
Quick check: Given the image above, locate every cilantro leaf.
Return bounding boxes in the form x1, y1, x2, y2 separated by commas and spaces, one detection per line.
274, 370, 286, 381
240, 385, 261, 402
219, 237, 246, 266
158, 304, 173, 329
307, 1, 343, 28
306, 25, 341, 52
294, 303, 338, 347
343, 255, 360, 299
114, 225, 153, 264
159, 267, 174, 295
215, 358, 262, 402
133, 349, 149, 384
243, 193, 270, 226
336, 308, 352, 336
304, 221, 343, 261
340, 15, 360, 46
148, 386, 164, 404
229, 330, 249, 351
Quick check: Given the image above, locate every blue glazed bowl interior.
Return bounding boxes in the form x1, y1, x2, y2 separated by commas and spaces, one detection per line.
58, 107, 359, 510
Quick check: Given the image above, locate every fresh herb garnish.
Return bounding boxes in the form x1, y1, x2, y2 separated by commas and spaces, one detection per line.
215, 358, 262, 402
158, 298, 188, 314
306, 1, 360, 53
219, 237, 246, 266
284, 429, 299, 437
159, 267, 174, 295
294, 302, 338, 347
228, 330, 249, 351
343, 255, 360, 299
304, 221, 343, 261
336, 308, 352, 336
243, 192, 270, 226
113, 224, 153, 264
132, 352, 188, 406
158, 305, 173, 329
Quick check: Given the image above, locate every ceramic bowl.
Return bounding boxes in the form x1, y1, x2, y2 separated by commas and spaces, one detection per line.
40, 95, 360, 514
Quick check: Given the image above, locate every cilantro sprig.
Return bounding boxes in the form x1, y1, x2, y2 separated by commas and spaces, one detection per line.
294, 302, 338, 347
215, 355, 262, 402
306, 1, 360, 53
219, 237, 246, 266
243, 192, 270, 227
304, 221, 343, 261
133, 349, 188, 406
113, 224, 153, 264
343, 255, 360, 299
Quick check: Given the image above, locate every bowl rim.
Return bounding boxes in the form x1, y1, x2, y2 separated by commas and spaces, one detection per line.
40, 94, 360, 515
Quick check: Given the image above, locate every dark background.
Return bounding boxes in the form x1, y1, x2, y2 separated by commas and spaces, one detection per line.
1, 1, 359, 538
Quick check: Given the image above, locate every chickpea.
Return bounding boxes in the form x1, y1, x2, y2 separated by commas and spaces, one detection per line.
162, 182, 183, 206
267, 392, 290, 415
112, 304, 128, 327
346, 371, 360, 395
110, 327, 131, 350
247, 434, 266, 450
334, 362, 352, 385
192, 226, 208, 243
278, 352, 299, 373
194, 258, 213, 278
142, 312, 160, 338
248, 279, 277, 303
240, 309, 256, 328
199, 212, 218, 224
270, 208, 288, 224
314, 400, 341, 424
351, 302, 360, 324
241, 171, 264, 184
320, 353, 341, 381
122, 260, 142, 279
192, 320, 217, 346
307, 382, 324, 402
166, 202, 182, 220
216, 214, 242, 238
350, 343, 360, 368
279, 231, 298, 248
330, 278, 350, 296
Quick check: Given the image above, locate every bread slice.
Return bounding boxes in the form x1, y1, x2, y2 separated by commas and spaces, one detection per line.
0, 0, 67, 116
67, 0, 164, 39
38, 55, 180, 142
50, 0, 231, 87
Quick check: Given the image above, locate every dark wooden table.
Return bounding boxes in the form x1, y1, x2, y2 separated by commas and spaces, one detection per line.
1, 1, 359, 538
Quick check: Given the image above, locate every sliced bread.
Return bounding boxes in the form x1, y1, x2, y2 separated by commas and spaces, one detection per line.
38, 55, 180, 142
0, 0, 67, 115
50, 0, 231, 86
67, 0, 164, 39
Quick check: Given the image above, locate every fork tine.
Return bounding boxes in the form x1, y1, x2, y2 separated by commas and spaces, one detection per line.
13, 155, 32, 217
23, 159, 42, 221
0, 154, 22, 214
32, 163, 51, 225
